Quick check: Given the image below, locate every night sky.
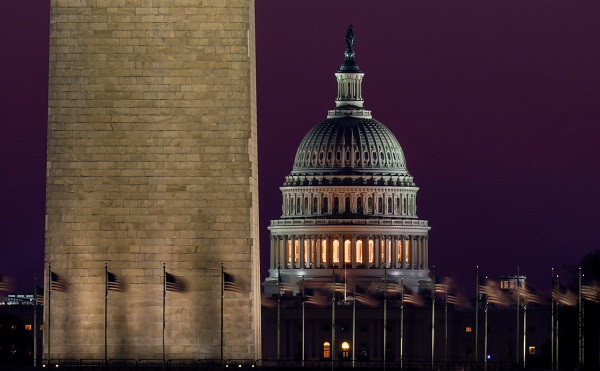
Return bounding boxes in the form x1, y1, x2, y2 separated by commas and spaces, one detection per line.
2, 1, 599, 292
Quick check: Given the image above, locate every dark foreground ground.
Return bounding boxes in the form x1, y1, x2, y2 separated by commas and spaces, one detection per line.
0, 359, 541, 371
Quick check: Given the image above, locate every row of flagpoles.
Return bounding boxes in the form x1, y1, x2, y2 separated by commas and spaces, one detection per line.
264, 266, 600, 369
2, 265, 599, 367
0, 264, 242, 367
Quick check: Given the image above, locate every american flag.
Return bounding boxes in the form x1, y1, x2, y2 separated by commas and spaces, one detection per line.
106, 271, 124, 292
223, 272, 244, 293
0, 275, 12, 293
165, 272, 186, 292
50, 271, 67, 292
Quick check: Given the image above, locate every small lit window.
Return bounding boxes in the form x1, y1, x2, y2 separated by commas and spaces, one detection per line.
25, 324, 32, 331
11, 325, 17, 330
528, 346, 535, 355
465, 326, 473, 333
323, 342, 331, 359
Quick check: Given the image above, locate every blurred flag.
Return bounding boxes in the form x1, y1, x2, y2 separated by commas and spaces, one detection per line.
403, 288, 425, 307
433, 275, 448, 294
107, 271, 124, 291
223, 272, 243, 293
50, 271, 67, 292
581, 281, 600, 304
35, 286, 44, 305
165, 272, 186, 292
261, 294, 277, 309
0, 275, 13, 293
552, 284, 577, 306
304, 288, 329, 307
479, 279, 510, 306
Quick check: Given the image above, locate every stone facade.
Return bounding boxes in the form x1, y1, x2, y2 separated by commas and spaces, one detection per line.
45, 0, 259, 361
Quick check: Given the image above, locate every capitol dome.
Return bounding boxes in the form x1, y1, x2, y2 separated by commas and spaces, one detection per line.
264, 26, 431, 295
290, 116, 413, 182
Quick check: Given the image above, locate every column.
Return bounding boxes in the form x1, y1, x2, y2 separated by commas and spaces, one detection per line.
299, 236, 305, 269
316, 236, 322, 268
392, 236, 398, 269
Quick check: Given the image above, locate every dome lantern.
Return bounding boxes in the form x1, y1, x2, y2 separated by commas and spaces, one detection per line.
333, 25, 368, 113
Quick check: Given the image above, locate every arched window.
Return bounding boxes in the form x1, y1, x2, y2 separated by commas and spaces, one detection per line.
344, 240, 351, 264
304, 197, 309, 214
345, 197, 351, 213
377, 197, 383, 214
333, 197, 340, 214
313, 197, 318, 214
304, 240, 309, 267
323, 197, 329, 214
332, 240, 340, 265
356, 240, 363, 264
368, 240, 375, 264
321, 240, 328, 264
323, 342, 331, 359
296, 197, 301, 214
357, 197, 363, 213
367, 197, 373, 213
387, 197, 393, 213
341, 342, 350, 360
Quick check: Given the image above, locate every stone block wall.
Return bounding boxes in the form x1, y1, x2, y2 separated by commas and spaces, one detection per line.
45, 0, 260, 360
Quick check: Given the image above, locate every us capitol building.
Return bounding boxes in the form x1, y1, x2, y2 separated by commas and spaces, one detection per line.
263, 26, 432, 296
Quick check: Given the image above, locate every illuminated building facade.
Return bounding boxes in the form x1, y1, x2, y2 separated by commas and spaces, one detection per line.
263, 27, 431, 296
45, 1, 260, 362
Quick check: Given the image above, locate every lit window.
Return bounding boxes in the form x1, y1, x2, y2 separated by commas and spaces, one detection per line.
323, 342, 331, 359
465, 327, 472, 333
321, 240, 327, 263
356, 241, 363, 264
332, 240, 340, 264
25, 324, 32, 331
344, 240, 351, 263
294, 240, 299, 264
368, 240, 374, 263
304, 240, 309, 265
341, 342, 350, 359
528, 346, 535, 355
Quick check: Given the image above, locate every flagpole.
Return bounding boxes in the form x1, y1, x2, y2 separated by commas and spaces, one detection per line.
162, 264, 166, 367
220, 263, 224, 370
276, 265, 281, 364
523, 293, 527, 370
351, 276, 355, 368
551, 268, 555, 370
33, 277, 38, 368
105, 263, 108, 364
484, 276, 488, 371
47, 263, 51, 365
383, 265, 387, 371
578, 267, 584, 370
400, 277, 404, 371
431, 267, 435, 369
556, 274, 560, 370
475, 266, 479, 363
331, 268, 335, 371
516, 267, 520, 367
444, 281, 448, 364
302, 276, 305, 367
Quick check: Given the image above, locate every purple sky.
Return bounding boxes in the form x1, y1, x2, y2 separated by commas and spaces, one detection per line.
2, 1, 599, 292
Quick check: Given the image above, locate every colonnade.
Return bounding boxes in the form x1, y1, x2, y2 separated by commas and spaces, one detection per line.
282, 191, 416, 217
270, 234, 428, 271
